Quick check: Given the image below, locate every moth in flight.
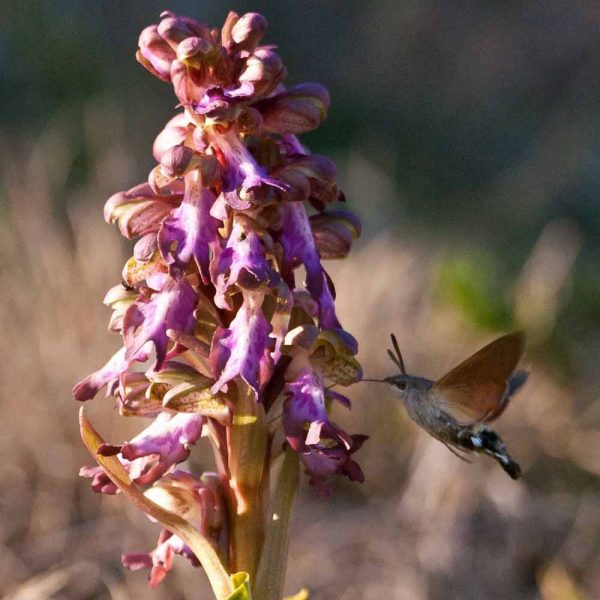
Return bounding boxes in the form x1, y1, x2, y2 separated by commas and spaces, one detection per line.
366, 332, 528, 478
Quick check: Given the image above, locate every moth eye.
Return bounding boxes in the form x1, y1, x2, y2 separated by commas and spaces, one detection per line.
396, 381, 407, 391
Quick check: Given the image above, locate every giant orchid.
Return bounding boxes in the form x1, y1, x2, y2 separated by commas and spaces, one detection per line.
75, 10, 363, 599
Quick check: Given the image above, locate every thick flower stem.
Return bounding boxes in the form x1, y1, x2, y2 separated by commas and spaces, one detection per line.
227, 386, 268, 583
254, 447, 300, 600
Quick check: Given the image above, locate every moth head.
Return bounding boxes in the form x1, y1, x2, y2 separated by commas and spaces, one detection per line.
385, 373, 433, 400
385, 373, 412, 398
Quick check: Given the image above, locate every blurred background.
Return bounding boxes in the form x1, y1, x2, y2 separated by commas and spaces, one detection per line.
1, 1, 599, 598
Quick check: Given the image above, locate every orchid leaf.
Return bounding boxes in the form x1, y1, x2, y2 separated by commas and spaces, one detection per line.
79, 409, 233, 599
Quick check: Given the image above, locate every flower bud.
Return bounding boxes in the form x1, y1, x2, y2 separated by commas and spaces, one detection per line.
153, 113, 192, 162
230, 12, 268, 53
254, 83, 330, 134
239, 47, 286, 99
275, 154, 338, 205
137, 25, 176, 81
133, 233, 158, 262
220, 11, 240, 50
158, 12, 210, 50
145, 471, 224, 537
176, 36, 213, 62
310, 210, 361, 259
104, 290, 136, 335
104, 182, 183, 239
160, 145, 196, 178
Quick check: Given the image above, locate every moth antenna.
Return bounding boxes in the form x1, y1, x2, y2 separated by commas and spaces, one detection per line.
387, 349, 401, 369
389, 333, 407, 374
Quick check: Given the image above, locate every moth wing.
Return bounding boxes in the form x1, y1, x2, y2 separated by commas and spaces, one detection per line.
431, 331, 525, 424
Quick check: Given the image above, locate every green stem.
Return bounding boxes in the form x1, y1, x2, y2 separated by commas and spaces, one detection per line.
254, 448, 300, 600
227, 386, 268, 582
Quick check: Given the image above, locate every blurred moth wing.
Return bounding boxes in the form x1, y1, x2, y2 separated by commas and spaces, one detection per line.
430, 331, 526, 425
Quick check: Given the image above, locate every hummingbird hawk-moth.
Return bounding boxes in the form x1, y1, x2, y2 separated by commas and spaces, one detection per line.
368, 332, 528, 478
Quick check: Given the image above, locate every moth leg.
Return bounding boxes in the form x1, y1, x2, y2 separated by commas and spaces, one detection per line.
442, 441, 472, 463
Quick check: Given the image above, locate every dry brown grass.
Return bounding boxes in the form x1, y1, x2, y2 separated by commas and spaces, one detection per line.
1, 118, 598, 600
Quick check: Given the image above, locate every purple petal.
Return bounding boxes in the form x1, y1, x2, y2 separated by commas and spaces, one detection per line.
209, 128, 289, 209
212, 218, 276, 309
283, 369, 336, 450
123, 523, 203, 587
283, 368, 365, 491
317, 270, 341, 330
280, 202, 340, 328
280, 202, 322, 294
120, 412, 204, 479
210, 291, 274, 395
123, 537, 174, 588
79, 453, 164, 493
123, 278, 198, 369
299, 434, 367, 495
79, 465, 120, 494
193, 87, 243, 123
326, 388, 352, 409
158, 172, 221, 281
73, 348, 129, 402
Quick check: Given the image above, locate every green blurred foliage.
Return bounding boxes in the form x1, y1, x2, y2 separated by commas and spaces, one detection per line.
434, 253, 514, 332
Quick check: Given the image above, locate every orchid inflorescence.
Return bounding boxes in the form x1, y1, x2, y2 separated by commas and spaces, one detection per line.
74, 9, 364, 598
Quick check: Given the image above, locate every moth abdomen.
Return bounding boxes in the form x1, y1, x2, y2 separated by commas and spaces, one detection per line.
459, 428, 522, 479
